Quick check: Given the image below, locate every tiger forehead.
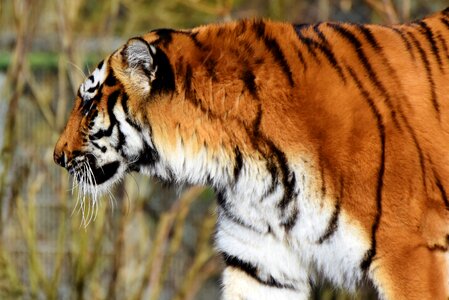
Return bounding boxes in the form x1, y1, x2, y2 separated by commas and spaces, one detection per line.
79, 59, 109, 101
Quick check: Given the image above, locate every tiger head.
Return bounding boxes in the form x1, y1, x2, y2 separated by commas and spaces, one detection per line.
53, 38, 163, 194
53, 29, 249, 195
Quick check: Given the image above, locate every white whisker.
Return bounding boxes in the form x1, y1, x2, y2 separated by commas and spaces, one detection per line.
67, 155, 124, 227
107, 190, 117, 212
67, 61, 88, 81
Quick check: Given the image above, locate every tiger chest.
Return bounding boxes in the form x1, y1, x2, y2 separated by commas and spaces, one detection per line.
215, 164, 370, 290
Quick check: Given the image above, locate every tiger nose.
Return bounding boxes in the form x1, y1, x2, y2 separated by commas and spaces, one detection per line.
54, 138, 70, 168
53, 149, 67, 168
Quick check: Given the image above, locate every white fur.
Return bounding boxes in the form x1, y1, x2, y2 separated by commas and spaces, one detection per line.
80, 60, 108, 101
126, 39, 153, 70
222, 267, 310, 300
138, 135, 371, 298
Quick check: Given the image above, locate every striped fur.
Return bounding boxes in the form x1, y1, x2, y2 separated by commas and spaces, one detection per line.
54, 8, 449, 299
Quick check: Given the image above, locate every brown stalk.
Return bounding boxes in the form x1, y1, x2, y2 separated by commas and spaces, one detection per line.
172, 203, 218, 300
130, 186, 205, 300
105, 194, 131, 300
364, 0, 399, 24
0, 0, 42, 231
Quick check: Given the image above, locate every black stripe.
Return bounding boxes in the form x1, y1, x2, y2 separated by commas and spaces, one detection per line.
116, 125, 126, 153
89, 90, 120, 140
436, 32, 449, 60
265, 143, 298, 231
87, 82, 100, 93
82, 96, 98, 116
106, 90, 120, 123
280, 205, 298, 232
357, 24, 381, 50
221, 253, 297, 290
293, 25, 346, 83
97, 60, 104, 70
205, 57, 218, 81
236, 20, 248, 35
359, 26, 428, 190
313, 23, 328, 45
245, 90, 296, 214
319, 160, 326, 198
120, 92, 129, 114
427, 235, 449, 252
294, 23, 311, 31
252, 105, 262, 137
104, 70, 117, 86
131, 140, 159, 168
81, 84, 103, 114
120, 92, 141, 130
346, 67, 385, 272
242, 72, 296, 217
266, 140, 295, 211
265, 159, 278, 195
150, 46, 176, 96
252, 19, 266, 39
189, 31, 207, 50
427, 244, 449, 252
151, 28, 175, 48
216, 27, 225, 37
87, 120, 95, 130
253, 21, 294, 87
417, 20, 443, 71
234, 146, 243, 183
435, 176, 449, 210
184, 64, 193, 97
406, 32, 439, 114
88, 109, 98, 122
91, 141, 106, 153
401, 119, 428, 197
217, 191, 265, 233
358, 25, 413, 133
318, 177, 344, 243
328, 23, 399, 128
318, 201, 341, 244
241, 68, 258, 97
295, 46, 307, 70
441, 17, 449, 30
294, 25, 319, 63
444, 7, 449, 16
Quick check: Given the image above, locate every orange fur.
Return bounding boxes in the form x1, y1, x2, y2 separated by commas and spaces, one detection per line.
55, 9, 449, 299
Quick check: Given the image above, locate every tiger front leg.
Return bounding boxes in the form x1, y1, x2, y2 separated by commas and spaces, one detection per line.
216, 217, 311, 300
222, 267, 310, 300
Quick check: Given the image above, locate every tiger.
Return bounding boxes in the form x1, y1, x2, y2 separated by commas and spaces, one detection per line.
53, 7, 449, 300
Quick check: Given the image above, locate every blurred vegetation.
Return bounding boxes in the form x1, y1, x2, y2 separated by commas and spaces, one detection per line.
0, 0, 447, 299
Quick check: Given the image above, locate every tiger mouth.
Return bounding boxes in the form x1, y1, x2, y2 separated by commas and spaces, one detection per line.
89, 161, 120, 184
69, 160, 120, 185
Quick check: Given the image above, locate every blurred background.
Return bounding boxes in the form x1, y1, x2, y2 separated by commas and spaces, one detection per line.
0, 0, 447, 299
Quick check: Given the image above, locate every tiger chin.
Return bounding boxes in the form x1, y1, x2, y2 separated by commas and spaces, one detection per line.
54, 8, 449, 300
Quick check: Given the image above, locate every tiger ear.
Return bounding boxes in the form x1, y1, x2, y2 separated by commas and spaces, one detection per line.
121, 38, 157, 96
